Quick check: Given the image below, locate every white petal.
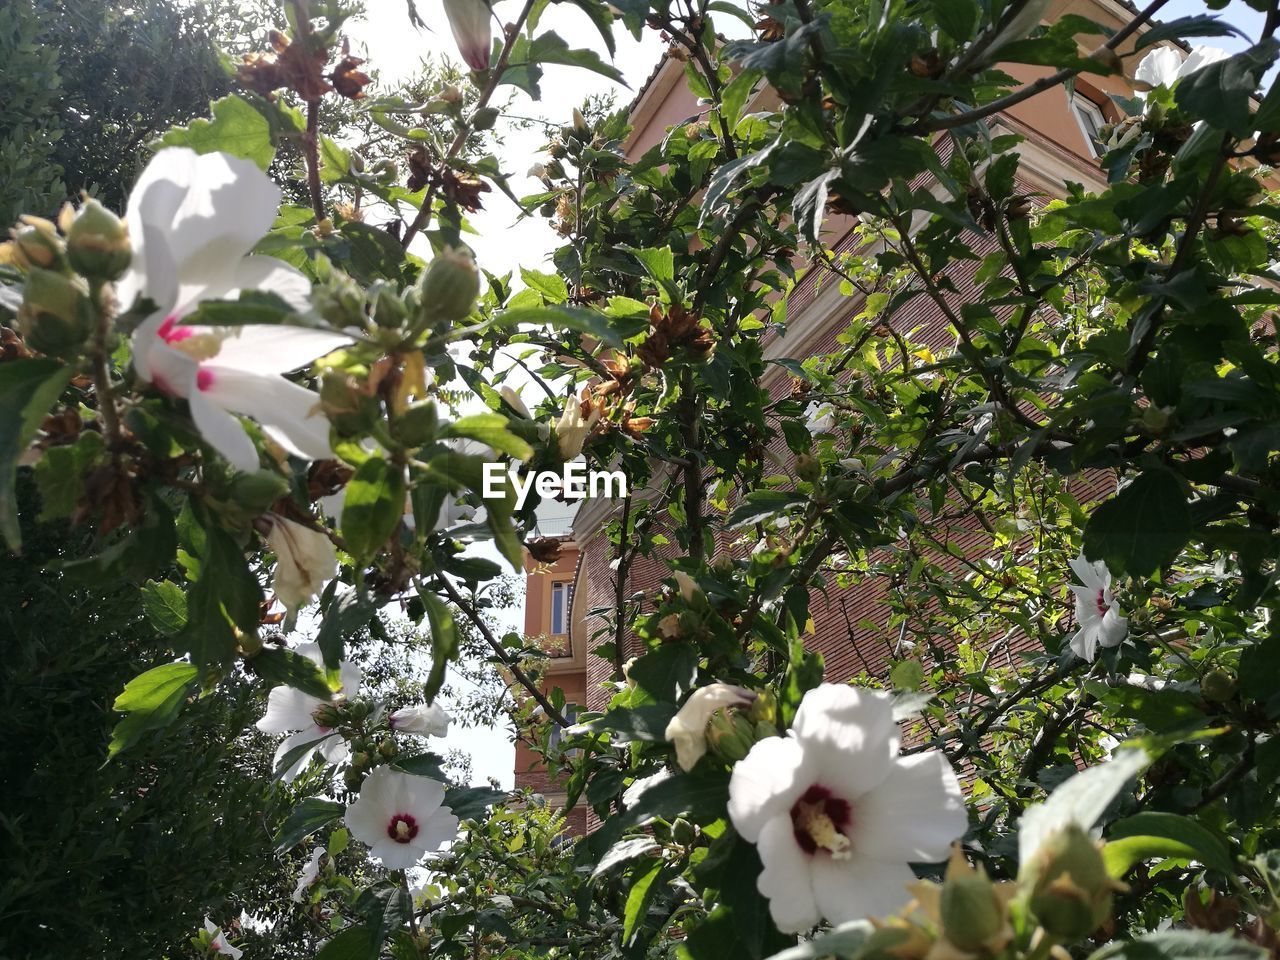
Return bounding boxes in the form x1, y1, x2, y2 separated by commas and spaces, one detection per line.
1099, 606, 1128, 648
756, 813, 821, 933
790, 685, 898, 798
197, 366, 333, 462
1069, 623, 1100, 662
273, 729, 329, 782
189, 385, 261, 472
728, 735, 811, 843
811, 855, 915, 925
257, 685, 323, 734
117, 220, 179, 317
1178, 45, 1229, 81
418, 807, 461, 852
853, 753, 967, 863
210, 320, 350, 374
1134, 47, 1182, 88
345, 767, 395, 845
372, 836, 425, 870
1067, 554, 1105, 590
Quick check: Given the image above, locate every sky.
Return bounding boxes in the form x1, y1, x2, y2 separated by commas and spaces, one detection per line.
335, 0, 1265, 788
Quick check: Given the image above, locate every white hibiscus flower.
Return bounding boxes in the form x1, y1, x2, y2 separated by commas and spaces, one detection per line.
344, 766, 460, 870
1067, 553, 1128, 662
291, 846, 325, 903
1133, 45, 1230, 93
256, 642, 361, 781
119, 147, 349, 472
389, 702, 452, 737
665, 683, 755, 772
263, 514, 338, 614
203, 919, 242, 959
727, 684, 967, 932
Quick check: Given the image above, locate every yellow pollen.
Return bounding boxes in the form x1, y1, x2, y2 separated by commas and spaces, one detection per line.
394, 820, 413, 840
795, 800, 852, 859
172, 332, 225, 361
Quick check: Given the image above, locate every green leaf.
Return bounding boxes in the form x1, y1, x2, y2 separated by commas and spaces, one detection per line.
495, 304, 623, 348
315, 589, 375, 672
252, 646, 334, 699
1134, 14, 1246, 50
421, 590, 458, 704
393, 752, 446, 779
440, 413, 534, 460
356, 884, 412, 947
764, 921, 879, 960
443, 784, 506, 820
584, 704, 677, 742
153, 95, 275, 170
622, 859, 664, 946
140, 579, 188, 636
0, 357, 72, 550
342, 456, 406, 564
276, 797, 344, 852
1087, 930, 1268, 960
108, 661, 200, 758
314, 925, 376, 960
1082, 470, 1191, 577
1175, 40, 1279, 137
593, 837, 660, 878
619, 767, 730, 828
527, 32, 626, 84
1104, 812, 1235, 876
628, 644, 699, 703
180, 525, 262, 668
519, 267, 569, 304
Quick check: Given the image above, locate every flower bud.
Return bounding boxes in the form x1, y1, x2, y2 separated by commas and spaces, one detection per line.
572, 107, 589, 134
1200, 668, 1236, 702
394, 400, 439, 446
671, 817, 697, 845
795, 453, 820, 483
556, 395, 601, 460
371, 283, 408, 329
1026, 825, 1123, 940
499, 384, 531, 418
17, 268, 92, 358
664, 683, 756, 771
352, 751, 372, 770
672, 570, 699, 603
706, 707, 758, 764
9, 217, 67, 272
443, 0, 491, 71
230, 470, 290, 512
312, 702, 344, 729
378, 739, 398, 758
940, 857, 1011, 952
66, 198, 131, 280
419, 247, 480, 324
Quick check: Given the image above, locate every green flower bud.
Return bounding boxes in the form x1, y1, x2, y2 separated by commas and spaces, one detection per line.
393, 400, 438, 447
343, 768, 362, 790
371, 282, 408, 329
378, 738, 398, 758
351, 751, 371, 769
418, 247, 480, 324
1201, 668, 1236, 702
10, 217, 68, 272
66, 199, 131, 280
941, 866, 1007, 952
312, 702, 343, 729
795, 453, 820, 483
1027, 825, 1122, 940
748, 689, 778, 728
17, 268, 92, 358
705, 707, 758, 764
1140, 405, 1172, 434
229, 470, 290, 512
671, 817, 697, 845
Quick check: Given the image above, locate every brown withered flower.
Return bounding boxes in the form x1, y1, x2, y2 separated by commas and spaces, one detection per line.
909, 49, 944, 78
1, 326, 33, 361
407, 147, 432, 192
330, 39, 371, 100
440, 168, 490, 212
526, 537, 564, 565
637, 302, 713, 368
237, 29, 333, 102
78, 463, 140, 534
307, 459, 355, 501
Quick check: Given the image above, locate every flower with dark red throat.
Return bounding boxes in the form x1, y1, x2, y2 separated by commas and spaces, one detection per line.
345, 766, 460, 870
727, 684, 966, 932
256, 642, 360, 782
1067, 553, 1127, 662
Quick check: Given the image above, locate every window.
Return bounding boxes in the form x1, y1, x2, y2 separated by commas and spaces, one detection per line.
1070, 95, 1107, 159
550, 580, 573, 636
548, 706, 578, 751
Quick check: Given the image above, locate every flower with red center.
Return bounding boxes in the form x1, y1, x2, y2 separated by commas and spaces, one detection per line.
345, 766, 460, 870
1067, 553, 1128, 662
118, 148, 350, 472
727, 684, 966, 932
203, 918, 242, 959
256, 642, 360, 782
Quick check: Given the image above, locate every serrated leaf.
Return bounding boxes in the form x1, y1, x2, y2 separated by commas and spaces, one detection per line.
253, 646, 334, 699
140, 579, 188, 636
1083, 470, 1191, 577
440, 413, 533, 460
153, 95, 275, 170
108, 661, 200, 758
443, 784, 506, 820
342, 456, 405, 564
1104, 811, 1234, 876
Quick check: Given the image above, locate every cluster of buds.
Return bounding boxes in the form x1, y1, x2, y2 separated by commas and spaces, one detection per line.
636, 303, 713, 368
664, 683, 776, 770
0, 199, 130, 358
893, 846, 1017, 959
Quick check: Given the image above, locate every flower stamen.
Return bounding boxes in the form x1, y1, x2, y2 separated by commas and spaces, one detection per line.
387, 812, 419, 843
791, 785, 853, 860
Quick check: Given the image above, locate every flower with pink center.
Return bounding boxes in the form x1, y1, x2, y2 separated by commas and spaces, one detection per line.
1067, 553, 1128, 662
727, 684, 966, 932
344, 766, 460, 870
118, 147, 350, 472
256, 642, 361, 782
203, 919, 242, 959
